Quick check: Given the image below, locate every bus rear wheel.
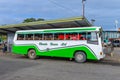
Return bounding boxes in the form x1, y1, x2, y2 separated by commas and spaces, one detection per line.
74, 51, 86, 63
28, 49, 37, 60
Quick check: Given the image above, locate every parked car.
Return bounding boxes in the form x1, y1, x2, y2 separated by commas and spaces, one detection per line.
113, 40, 120, 47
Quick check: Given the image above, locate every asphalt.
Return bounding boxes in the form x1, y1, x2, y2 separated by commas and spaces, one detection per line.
0, 48, 120, 80
0, 48, 120, 63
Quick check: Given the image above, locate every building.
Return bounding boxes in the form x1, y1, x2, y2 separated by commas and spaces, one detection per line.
103, 30, 120, 41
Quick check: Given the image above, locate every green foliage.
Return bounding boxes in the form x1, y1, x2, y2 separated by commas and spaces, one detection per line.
37, 18, 45, 21
23, 18, 45, 23
0, 35, 6, 42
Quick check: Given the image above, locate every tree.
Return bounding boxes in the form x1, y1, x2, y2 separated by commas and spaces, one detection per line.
23, 18, 45, 23
23, 18, 36, 23
37, 18, 45, 21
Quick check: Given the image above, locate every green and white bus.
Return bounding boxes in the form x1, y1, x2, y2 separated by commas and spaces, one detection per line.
12, 27, 105, 63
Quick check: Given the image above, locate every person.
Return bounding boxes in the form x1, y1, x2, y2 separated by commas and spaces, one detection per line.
80, 36, 86, 40
2, 42, 7, 53
70, 34, 78, 40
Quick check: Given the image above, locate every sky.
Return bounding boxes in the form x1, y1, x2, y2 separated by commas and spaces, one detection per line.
0, 0, 120, 30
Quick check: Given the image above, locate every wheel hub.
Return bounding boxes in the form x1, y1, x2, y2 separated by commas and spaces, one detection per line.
77, 54, 83, 60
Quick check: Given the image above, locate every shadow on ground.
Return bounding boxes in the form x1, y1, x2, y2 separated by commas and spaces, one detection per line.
8, 54, 120, 67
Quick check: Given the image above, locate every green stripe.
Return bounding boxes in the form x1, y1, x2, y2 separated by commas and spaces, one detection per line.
12, 44, 98, 60
17, 27, 97, 34
44, 28, 96, 33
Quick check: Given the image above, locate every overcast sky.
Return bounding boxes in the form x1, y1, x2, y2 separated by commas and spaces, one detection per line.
0, 0, 120, 30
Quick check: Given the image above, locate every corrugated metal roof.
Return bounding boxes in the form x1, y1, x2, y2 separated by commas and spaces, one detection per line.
0, 16, 92, 34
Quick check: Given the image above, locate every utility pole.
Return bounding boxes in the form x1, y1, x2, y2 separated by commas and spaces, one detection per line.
82, 0, 86, 18
115, 20, 118, 31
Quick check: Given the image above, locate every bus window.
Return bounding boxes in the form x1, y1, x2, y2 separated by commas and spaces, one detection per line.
34, 34, 42, 40
54, 33, 78, 40
44, 33, 53, 40
78, 32, 86, 40
17, 34, 24, 40
87, 32, 98, 44
86, 32, 91, 40
69, 33, 78, 40
54, 33, 59, 40
65, 34, 70, 40
58, 33, 64, 40
90, 32, 98, 41
25, 34, 33, 40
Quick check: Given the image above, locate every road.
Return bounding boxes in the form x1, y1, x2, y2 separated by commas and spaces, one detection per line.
0, 48, 120, 80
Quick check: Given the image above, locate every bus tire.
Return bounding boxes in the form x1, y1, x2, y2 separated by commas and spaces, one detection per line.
74, 51, 86, 63
28, 49, 37, 60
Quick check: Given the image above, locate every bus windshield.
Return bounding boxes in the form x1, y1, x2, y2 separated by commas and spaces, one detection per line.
86, 32, 98, 44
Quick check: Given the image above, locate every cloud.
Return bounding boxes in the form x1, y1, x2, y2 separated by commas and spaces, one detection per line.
0, 0, 120, 29
0, 0, 82, 25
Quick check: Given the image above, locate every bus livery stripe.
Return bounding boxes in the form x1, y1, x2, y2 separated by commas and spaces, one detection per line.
12, 44, 98, 60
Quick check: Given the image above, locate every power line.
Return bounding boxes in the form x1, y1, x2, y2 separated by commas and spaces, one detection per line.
48, 0, 80, 16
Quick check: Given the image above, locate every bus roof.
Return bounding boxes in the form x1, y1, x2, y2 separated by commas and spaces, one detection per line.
16, 27, 102, 34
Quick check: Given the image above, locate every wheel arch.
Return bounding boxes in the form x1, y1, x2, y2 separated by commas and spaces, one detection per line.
27, 48, 36, 54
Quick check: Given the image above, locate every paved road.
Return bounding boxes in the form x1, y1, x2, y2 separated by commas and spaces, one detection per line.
0, 48, 120, 80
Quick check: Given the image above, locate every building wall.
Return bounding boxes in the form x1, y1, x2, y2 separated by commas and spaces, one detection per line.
103, 31, 120, 40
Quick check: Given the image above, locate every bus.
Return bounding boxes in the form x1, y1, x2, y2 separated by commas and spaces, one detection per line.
12, 27, 105, 63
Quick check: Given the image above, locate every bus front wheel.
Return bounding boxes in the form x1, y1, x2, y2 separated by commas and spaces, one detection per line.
74, 51, 86, 63
28, 49, 37, 60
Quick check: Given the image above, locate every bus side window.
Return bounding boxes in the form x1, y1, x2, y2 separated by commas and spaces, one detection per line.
25, 34, 33, 40
65, 34, 70, 40
44, 33, 53, 40
39, 34, 42, 40
34, 34, 39, 40
69, 33, 78, 40
86, 32, 91, 41
80, 36, 86, 40
78, 33, 86, 40
58, 33, 64, 40
54, 34, 58, 40
48, 34, 53, 40
17, 34, 24, 40
44, 35, 47, 40
34, 34, 42, 40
